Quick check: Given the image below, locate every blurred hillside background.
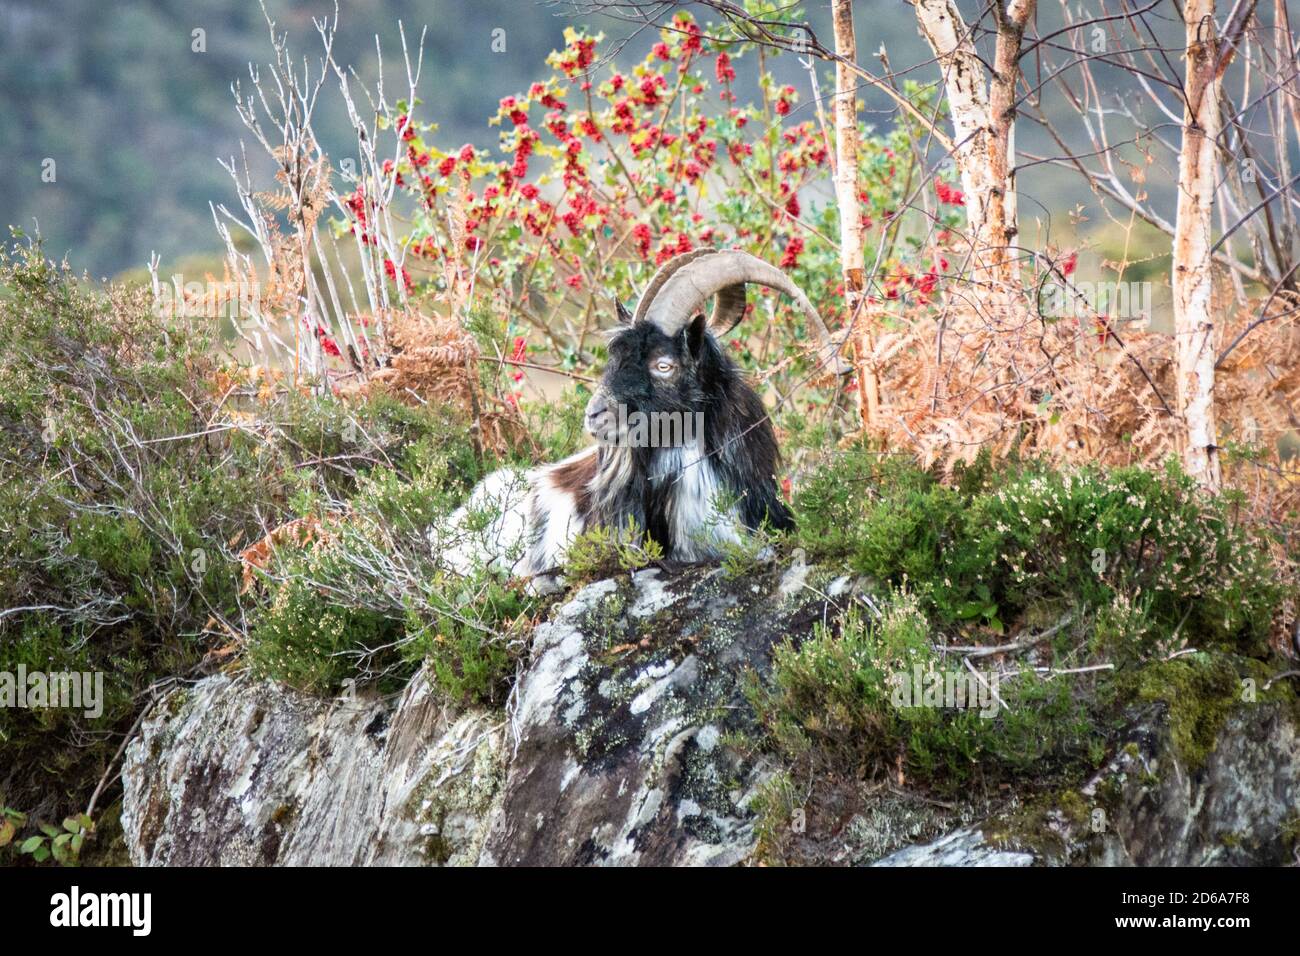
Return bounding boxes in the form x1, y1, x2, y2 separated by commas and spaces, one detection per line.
0, 0, 1154, 281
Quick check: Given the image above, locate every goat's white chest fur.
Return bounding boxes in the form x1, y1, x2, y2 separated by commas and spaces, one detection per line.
647, 440, 744, 561
431, 438, 744, 579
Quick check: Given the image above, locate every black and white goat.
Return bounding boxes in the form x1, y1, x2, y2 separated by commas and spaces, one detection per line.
434, 249, 846, 578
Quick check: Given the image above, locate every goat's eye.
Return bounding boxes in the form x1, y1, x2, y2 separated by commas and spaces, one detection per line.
651, 358, 676, 376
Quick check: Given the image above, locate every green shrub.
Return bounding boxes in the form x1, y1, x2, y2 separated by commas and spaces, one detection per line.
565, 519, 665, 581
793, 445, 1280, 655
242, 423, 538, 704
759, 446, 1294, 819
0, 241, 481, 830
244, 573, 404, 694
244, 528, 534, 706
406, 576, 532, 705
751, 591, 1102, 797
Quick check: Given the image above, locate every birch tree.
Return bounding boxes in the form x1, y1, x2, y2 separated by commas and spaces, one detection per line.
832, 0, 864, 305
831, 0, 879, 424
912, 0, 1037, 285
1172, 0, 1223, 490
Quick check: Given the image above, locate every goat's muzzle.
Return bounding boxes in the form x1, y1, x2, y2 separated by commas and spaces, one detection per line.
584, 387, 620, 444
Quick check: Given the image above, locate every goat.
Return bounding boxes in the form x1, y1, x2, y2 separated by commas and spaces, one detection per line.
433, 249, 846, 578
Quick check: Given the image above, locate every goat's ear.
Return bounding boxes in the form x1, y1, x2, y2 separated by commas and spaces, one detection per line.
615, 300, 633, 325
686, 312, 708, 358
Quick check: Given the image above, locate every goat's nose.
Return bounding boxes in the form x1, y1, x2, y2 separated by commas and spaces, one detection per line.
584, 390, 619, 442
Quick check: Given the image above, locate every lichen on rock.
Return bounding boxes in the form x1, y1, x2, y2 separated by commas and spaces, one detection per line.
121, 670, 504, 866
119, 558, 1300, 867
480, 564, 838, 865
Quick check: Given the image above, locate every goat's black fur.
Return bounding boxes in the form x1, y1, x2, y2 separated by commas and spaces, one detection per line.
583, 311, 792, 557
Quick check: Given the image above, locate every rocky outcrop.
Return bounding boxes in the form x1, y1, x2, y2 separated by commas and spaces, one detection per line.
121, 559, 1300, 867
122, 559, 849, 866
874, 706, 1300, 867
121, 669, 504, 866
479, 560, 845, 865
1087, 707, 1300, 866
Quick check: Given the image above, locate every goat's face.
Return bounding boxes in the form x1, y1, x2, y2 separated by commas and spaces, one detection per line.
585, 313, 712, 446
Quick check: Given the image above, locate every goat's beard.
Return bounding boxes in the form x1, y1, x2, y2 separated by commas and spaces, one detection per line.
587, 442, 641, 526
583, 437, 745, 563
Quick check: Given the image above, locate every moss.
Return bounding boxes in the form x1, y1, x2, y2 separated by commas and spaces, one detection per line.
1279, 816, 1300, 853
985, 811, 1063, 858
1123, 653, 1242, 770
1056, 790, 1091, 828
980, 781, 1120, 862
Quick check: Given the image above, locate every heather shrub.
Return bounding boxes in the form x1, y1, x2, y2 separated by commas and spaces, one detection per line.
0, 241, 489, 837
750, 593, 1101, 799
793, 444, 1281, 655
241, 460, 539, 705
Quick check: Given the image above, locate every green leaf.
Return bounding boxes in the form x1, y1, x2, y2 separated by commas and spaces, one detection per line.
38, 822, 60, 839
63, 817, 80, 833
33, 844, 51, 863
20, 835, 43, 854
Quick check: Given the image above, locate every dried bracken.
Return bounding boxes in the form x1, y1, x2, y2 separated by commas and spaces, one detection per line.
852, 279, 1300, 521
239, 514, 337, 594
335, 306, 525, 458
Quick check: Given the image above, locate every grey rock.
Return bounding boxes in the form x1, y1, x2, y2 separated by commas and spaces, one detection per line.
121, 671, 503, 866
122, 561, 835, 866
479, 565, 832, 865
872, 706, 1300, 867
120, 561, 1300, 867
873, 826, 1035, 867
1087, 707, 1300, 866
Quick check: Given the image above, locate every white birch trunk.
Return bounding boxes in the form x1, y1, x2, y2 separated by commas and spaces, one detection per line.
1173, 0, 1223, 490
833, 0, 878, 425
913, 0, 1035, 285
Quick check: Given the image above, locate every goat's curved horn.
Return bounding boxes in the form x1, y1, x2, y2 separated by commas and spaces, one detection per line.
633, 249, 850, 373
